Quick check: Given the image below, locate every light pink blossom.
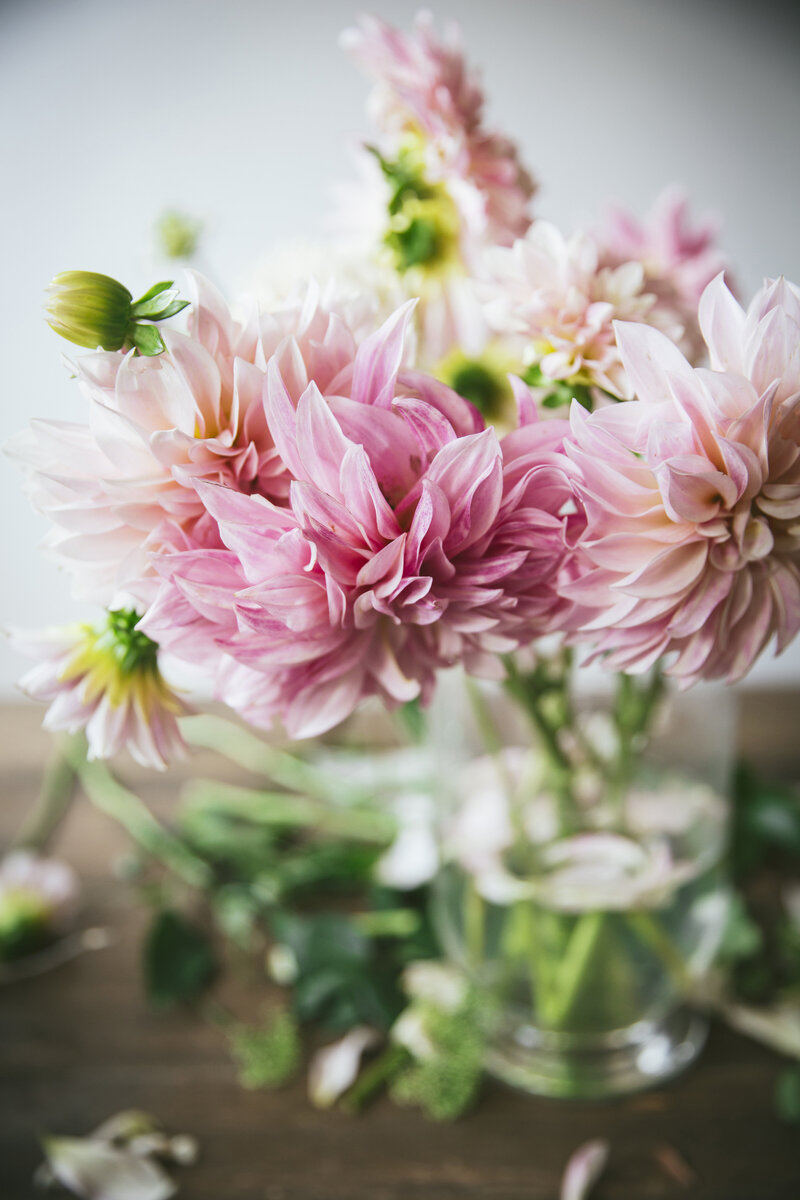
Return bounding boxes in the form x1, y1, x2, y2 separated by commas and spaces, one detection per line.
597, 187, 730, 362
6, 274, 362, 606
143, 308, 579, 737
10, 614, 189, 769
341, 11, 535, 249
482, 221, 679, 401
0, 851, 79, 934
564, 274, 800, 683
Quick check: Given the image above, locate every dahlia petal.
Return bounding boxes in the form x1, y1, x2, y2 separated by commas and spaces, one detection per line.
285, 669, 366, 738
614, 320, 696, 407
698, 272, 745, 372
350, 301, 416, 410
296, 382, 354, 498
614, 539, 708, 599
340, 444, 401, 544
263, 358, 306, 480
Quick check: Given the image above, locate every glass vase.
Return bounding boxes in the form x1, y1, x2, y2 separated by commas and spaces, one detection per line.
430, 656, 734, 1099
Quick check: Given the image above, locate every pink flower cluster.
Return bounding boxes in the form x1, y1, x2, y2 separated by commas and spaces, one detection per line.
7, 274, 366, 606
482, 221, 678, 401
341, 11, 535, 253
564, 275, 800, 683
596, 188, 730, 363
8, 11, 799, 771
140, 306, 580, 736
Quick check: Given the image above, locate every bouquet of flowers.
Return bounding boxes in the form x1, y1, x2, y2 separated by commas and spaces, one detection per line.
5, 11, 800, 1107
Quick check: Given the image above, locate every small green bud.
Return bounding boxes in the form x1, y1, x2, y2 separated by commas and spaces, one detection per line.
45, 271, 189, 356
156, 209, 203, 260
46, 271, 133, 351
521, 363, 595, 412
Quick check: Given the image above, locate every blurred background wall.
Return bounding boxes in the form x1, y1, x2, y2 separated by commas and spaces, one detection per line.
1, 0, 799, 696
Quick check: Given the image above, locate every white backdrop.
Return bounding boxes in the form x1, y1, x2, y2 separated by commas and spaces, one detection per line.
1, 0, 799, 696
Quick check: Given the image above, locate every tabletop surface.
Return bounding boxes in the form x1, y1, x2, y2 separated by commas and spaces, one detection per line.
1, 697, 799, 1200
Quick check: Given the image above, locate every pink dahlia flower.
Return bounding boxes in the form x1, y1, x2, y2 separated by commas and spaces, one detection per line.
564, 274, 800, 683
597, 187, 730, 363
143, 308, 579, 737
340, 11, 535, 255
483, 221, 679, 402
6, 274, 366, 606
10, 609, 189, 769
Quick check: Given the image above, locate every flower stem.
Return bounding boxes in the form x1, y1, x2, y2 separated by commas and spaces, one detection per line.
341, 1042, 409, 1112
13, 735, 81, 852
63, 741, 213, 890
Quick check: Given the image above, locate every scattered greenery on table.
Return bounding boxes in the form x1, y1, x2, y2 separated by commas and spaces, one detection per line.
6, 717, 800, 1123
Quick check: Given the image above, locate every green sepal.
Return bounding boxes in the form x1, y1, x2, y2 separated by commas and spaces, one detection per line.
521, 363, 595, 412
133, 281, 175, 307
129, 323, 166, 357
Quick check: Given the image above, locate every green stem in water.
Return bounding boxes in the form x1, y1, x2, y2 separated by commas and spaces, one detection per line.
464, 881, 486, 966
610, 665, 666, 818
13, 735, 81, 851
539, 911, 606, 1028
63, 741, 213, 891
625, 910, 692, 994
501, 654, 581, 836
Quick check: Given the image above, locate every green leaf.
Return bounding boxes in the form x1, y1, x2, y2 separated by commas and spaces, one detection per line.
143, 909, 216, 1008
776, 1064, 800, 1123
271, 911, 405, 1032
129, 323, 166, 357
719, 893, 763, 962
732, 762, 800, 878
397, 698, 426, 743
151, 298, 190, 320
133, 280, 175, 304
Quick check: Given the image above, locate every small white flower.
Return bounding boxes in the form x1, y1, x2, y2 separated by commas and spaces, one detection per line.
402, 961, 468, 1012
308, 1026, 380, 1109
391, 1007, 437, 1061
41, 1136, 176, 1200
375, 792, 439, 890
266, 943, 300, 986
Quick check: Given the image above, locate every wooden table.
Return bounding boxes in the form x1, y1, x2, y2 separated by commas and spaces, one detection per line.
1, 699, 799, 1200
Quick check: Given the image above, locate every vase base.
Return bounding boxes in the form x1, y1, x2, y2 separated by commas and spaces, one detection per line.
485, 1006, 708, 1099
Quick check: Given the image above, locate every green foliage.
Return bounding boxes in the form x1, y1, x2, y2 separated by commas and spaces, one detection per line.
0, 891, 53, 960
105, 609, 159, 675
396, 698, 427, 744
143, 909, 216, 1008
731, 763, 800, 879
775, 1064, 800, 1123
128, 323, 166, 357
227, 1010, 300, 1090
719, 893, 764, 962
271, 911, 405, 1032
390, 998, 486, 1121
521, 363, 595, 412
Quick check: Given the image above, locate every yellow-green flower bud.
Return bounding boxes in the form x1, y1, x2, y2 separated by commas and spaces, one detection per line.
156, 209, 203, 260
45, 272, 190, 356
46, 271, 133, 351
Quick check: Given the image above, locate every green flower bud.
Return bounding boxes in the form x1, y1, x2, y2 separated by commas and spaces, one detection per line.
46, 271, 133, 351
45, 272, 189, 356
156, 209, 203, 260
